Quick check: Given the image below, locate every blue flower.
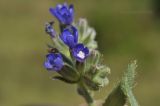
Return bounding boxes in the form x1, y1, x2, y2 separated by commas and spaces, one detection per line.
60, 26, 78, 48
44, 53, 64, 71
49, 3, 74, 25
72, 44, 89, 62
45, 22, 56, 37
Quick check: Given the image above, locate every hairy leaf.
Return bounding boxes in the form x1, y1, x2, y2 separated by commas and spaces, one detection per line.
103, 85, 126, 106
103, 61, 139, 106
121, 60, 139, 106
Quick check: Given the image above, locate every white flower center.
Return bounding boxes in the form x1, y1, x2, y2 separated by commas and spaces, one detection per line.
77, 51, 85, 59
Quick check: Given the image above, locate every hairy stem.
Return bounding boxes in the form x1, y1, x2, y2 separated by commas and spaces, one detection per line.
77, 81, 95, 106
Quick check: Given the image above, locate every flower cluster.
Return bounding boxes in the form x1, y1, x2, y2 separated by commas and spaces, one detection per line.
42, 3, 139, 106
45, 3, 89, 72
44, 3, 109, 91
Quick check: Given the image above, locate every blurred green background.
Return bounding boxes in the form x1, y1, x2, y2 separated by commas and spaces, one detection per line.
0, 0, 160, 106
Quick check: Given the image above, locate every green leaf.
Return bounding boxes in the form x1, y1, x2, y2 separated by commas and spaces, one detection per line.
103, 61, 139, 106
103, 85, 126, 106
121, 60, 139, 106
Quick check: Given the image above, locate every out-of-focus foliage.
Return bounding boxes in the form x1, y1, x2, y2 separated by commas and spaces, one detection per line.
0, 0, 160, 106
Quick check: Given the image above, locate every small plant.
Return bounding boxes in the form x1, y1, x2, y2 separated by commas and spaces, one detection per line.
43, 3, 139, 106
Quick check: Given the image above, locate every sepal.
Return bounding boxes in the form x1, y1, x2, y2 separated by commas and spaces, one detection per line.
74, 18, 98, 50
53, 76, 77, 84
84, 50, 101, 73
61, 53, 74, 67
92, 65, 110, 88
83, 77, 99, 90
83, 50, 110, 90
52, 35, 70, 58
58, 65, 80, 82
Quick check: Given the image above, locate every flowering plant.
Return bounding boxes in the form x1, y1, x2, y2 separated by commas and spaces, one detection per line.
43, 3, 139, 106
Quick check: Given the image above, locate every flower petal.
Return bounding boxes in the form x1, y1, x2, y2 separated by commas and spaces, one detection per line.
44, 61, 53, 70
69, 4, 74, 18
71, 26, 78, 43
44, 53, 64, 71
72, 44, 89, 62
60, 26, 78, 48
49, 3, 74, 24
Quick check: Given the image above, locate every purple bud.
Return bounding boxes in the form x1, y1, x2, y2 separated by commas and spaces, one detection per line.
44, 53, 64, 71
49, 3, 74, 25
45, 22, 56, 37
60, 26, 78, 49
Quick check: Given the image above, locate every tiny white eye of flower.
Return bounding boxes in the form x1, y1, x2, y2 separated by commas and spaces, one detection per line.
77, 51, 85, 59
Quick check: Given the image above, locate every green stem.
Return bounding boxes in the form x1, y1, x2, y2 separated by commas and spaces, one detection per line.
77, 81, 96, 106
